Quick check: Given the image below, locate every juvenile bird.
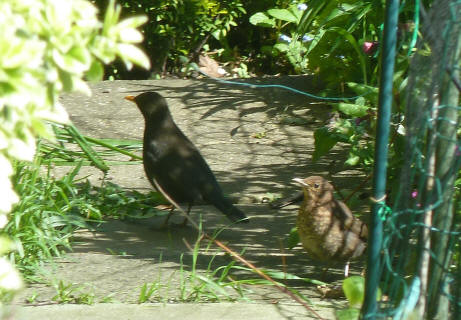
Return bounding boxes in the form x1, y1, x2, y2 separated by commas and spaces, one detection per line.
292, 176, 368, 275
125, 91, 249, 225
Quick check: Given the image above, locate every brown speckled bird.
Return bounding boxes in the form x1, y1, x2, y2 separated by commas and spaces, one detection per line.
125, 91, 249, 226
293, 176, 368, 275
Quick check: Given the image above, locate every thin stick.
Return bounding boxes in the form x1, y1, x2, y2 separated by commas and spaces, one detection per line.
153, 179, 325, 319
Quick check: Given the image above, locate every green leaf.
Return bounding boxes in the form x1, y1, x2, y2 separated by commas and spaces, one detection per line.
69, 46, 91, 66
119, 28, 144, 43
116, 43, 150, 70
274, 43, 289, 53
267, 9, 298, 23
346, 82, 379, 105
211, 29, 222, 40
297, 0, 327, 34
249, 12, 275, 28
336, 308, 360, 320
102, 0, 121, 36
345, 155, 360, 166
116, 16, 148, 31
52, 47, 89, 74
322, 8, 344, 24
337, 103, 369, 117
306, 28, 326, 55
312, 127, 338, 162
0, 236, 15, 255
328, 27, 367, 84
286, 227, 299, 249
86, 61, 104, 82
290, 5, 304, 21
255, 268, 327, 285
58, 69, 73, 92
342, 276, 365, 308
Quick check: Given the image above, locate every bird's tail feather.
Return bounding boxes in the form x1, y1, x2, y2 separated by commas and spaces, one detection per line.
212, 197, 249, 223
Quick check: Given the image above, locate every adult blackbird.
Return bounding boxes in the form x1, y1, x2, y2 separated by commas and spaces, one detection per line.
292, 176, 368, 275
125, 92, 249, 225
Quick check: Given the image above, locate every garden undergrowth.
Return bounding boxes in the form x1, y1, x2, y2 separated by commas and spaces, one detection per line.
2, 127, 164, 282
3, 124, 362, 315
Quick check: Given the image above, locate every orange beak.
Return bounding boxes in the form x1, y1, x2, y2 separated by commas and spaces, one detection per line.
124, 95, 136, 102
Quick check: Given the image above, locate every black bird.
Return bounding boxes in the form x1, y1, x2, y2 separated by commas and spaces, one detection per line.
125, 91, 249, 225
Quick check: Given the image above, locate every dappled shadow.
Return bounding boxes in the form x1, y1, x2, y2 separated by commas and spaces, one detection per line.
43, 77, 370, 305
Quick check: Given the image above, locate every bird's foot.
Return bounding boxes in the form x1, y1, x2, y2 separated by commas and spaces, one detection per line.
316, 284, 344, 299
156, 217, 189, 230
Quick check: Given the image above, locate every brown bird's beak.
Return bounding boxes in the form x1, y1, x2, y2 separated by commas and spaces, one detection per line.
292, 178, 308, 187
124, 95, 136, 102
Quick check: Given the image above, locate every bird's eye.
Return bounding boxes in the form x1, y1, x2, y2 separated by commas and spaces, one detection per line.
313, 183, 320, 188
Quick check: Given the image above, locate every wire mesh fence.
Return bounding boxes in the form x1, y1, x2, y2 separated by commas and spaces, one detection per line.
369, 1, 461, 318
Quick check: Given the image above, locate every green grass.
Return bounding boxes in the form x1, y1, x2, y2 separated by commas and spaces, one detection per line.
5, 158, 165, 281
51, 280, 114, 304
4, 123, 327, 308
5, 158, 88, 279
2, 124, 164, 282
135, 225, 326, 304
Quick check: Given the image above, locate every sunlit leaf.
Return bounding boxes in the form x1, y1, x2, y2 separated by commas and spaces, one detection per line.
117, 43, 151, 70
267, 9, 298, 23
312, 127, 339, 162
343, 276, 365, 308
337, 103, 369, 117
249, 12, 275, 28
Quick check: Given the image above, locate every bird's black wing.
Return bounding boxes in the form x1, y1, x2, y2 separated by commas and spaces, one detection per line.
143, 119, 222, 203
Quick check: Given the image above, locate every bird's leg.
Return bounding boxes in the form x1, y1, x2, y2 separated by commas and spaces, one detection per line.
344, 261, 350, 277
180, 203, 192, 226
320, 266, 330, 280
161, 207, 176, 228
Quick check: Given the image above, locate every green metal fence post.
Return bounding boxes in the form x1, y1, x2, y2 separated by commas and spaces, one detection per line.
361, 0, 400, 318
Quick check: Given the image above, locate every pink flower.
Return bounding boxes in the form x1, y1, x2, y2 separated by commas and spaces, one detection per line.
362, 41, 378, 55
411, 190, 418, 198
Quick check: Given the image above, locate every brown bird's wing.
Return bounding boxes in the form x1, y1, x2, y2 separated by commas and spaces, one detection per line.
332, 200, 368, 241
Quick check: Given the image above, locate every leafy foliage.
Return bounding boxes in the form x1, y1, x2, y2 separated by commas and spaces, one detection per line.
5, 152, 165, 280
248, 1, 419, 179
0, 0, 150, 301
92, 0, 246, 77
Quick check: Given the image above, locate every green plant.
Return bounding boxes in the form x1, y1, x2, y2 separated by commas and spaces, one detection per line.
0, 0, 150, 303
138, 281, 164, 303
336, 276, 382, 320
5, 157, 88, 279
5, 157, 166, 279
250, 1, 384, 85
3, 128, 165, 280
138, 253, 168, 303
178, 229, 245, 302
253, 1, 420, 185
51, 280, 112, 304
250, 2, 311, 73
311, 73, 407, 183
93, 0, 246, 77
176, 224, 328, 304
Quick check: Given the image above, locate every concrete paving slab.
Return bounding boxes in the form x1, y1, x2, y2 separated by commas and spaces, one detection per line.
11, 301, 339, 320
10, 77, 367, 319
